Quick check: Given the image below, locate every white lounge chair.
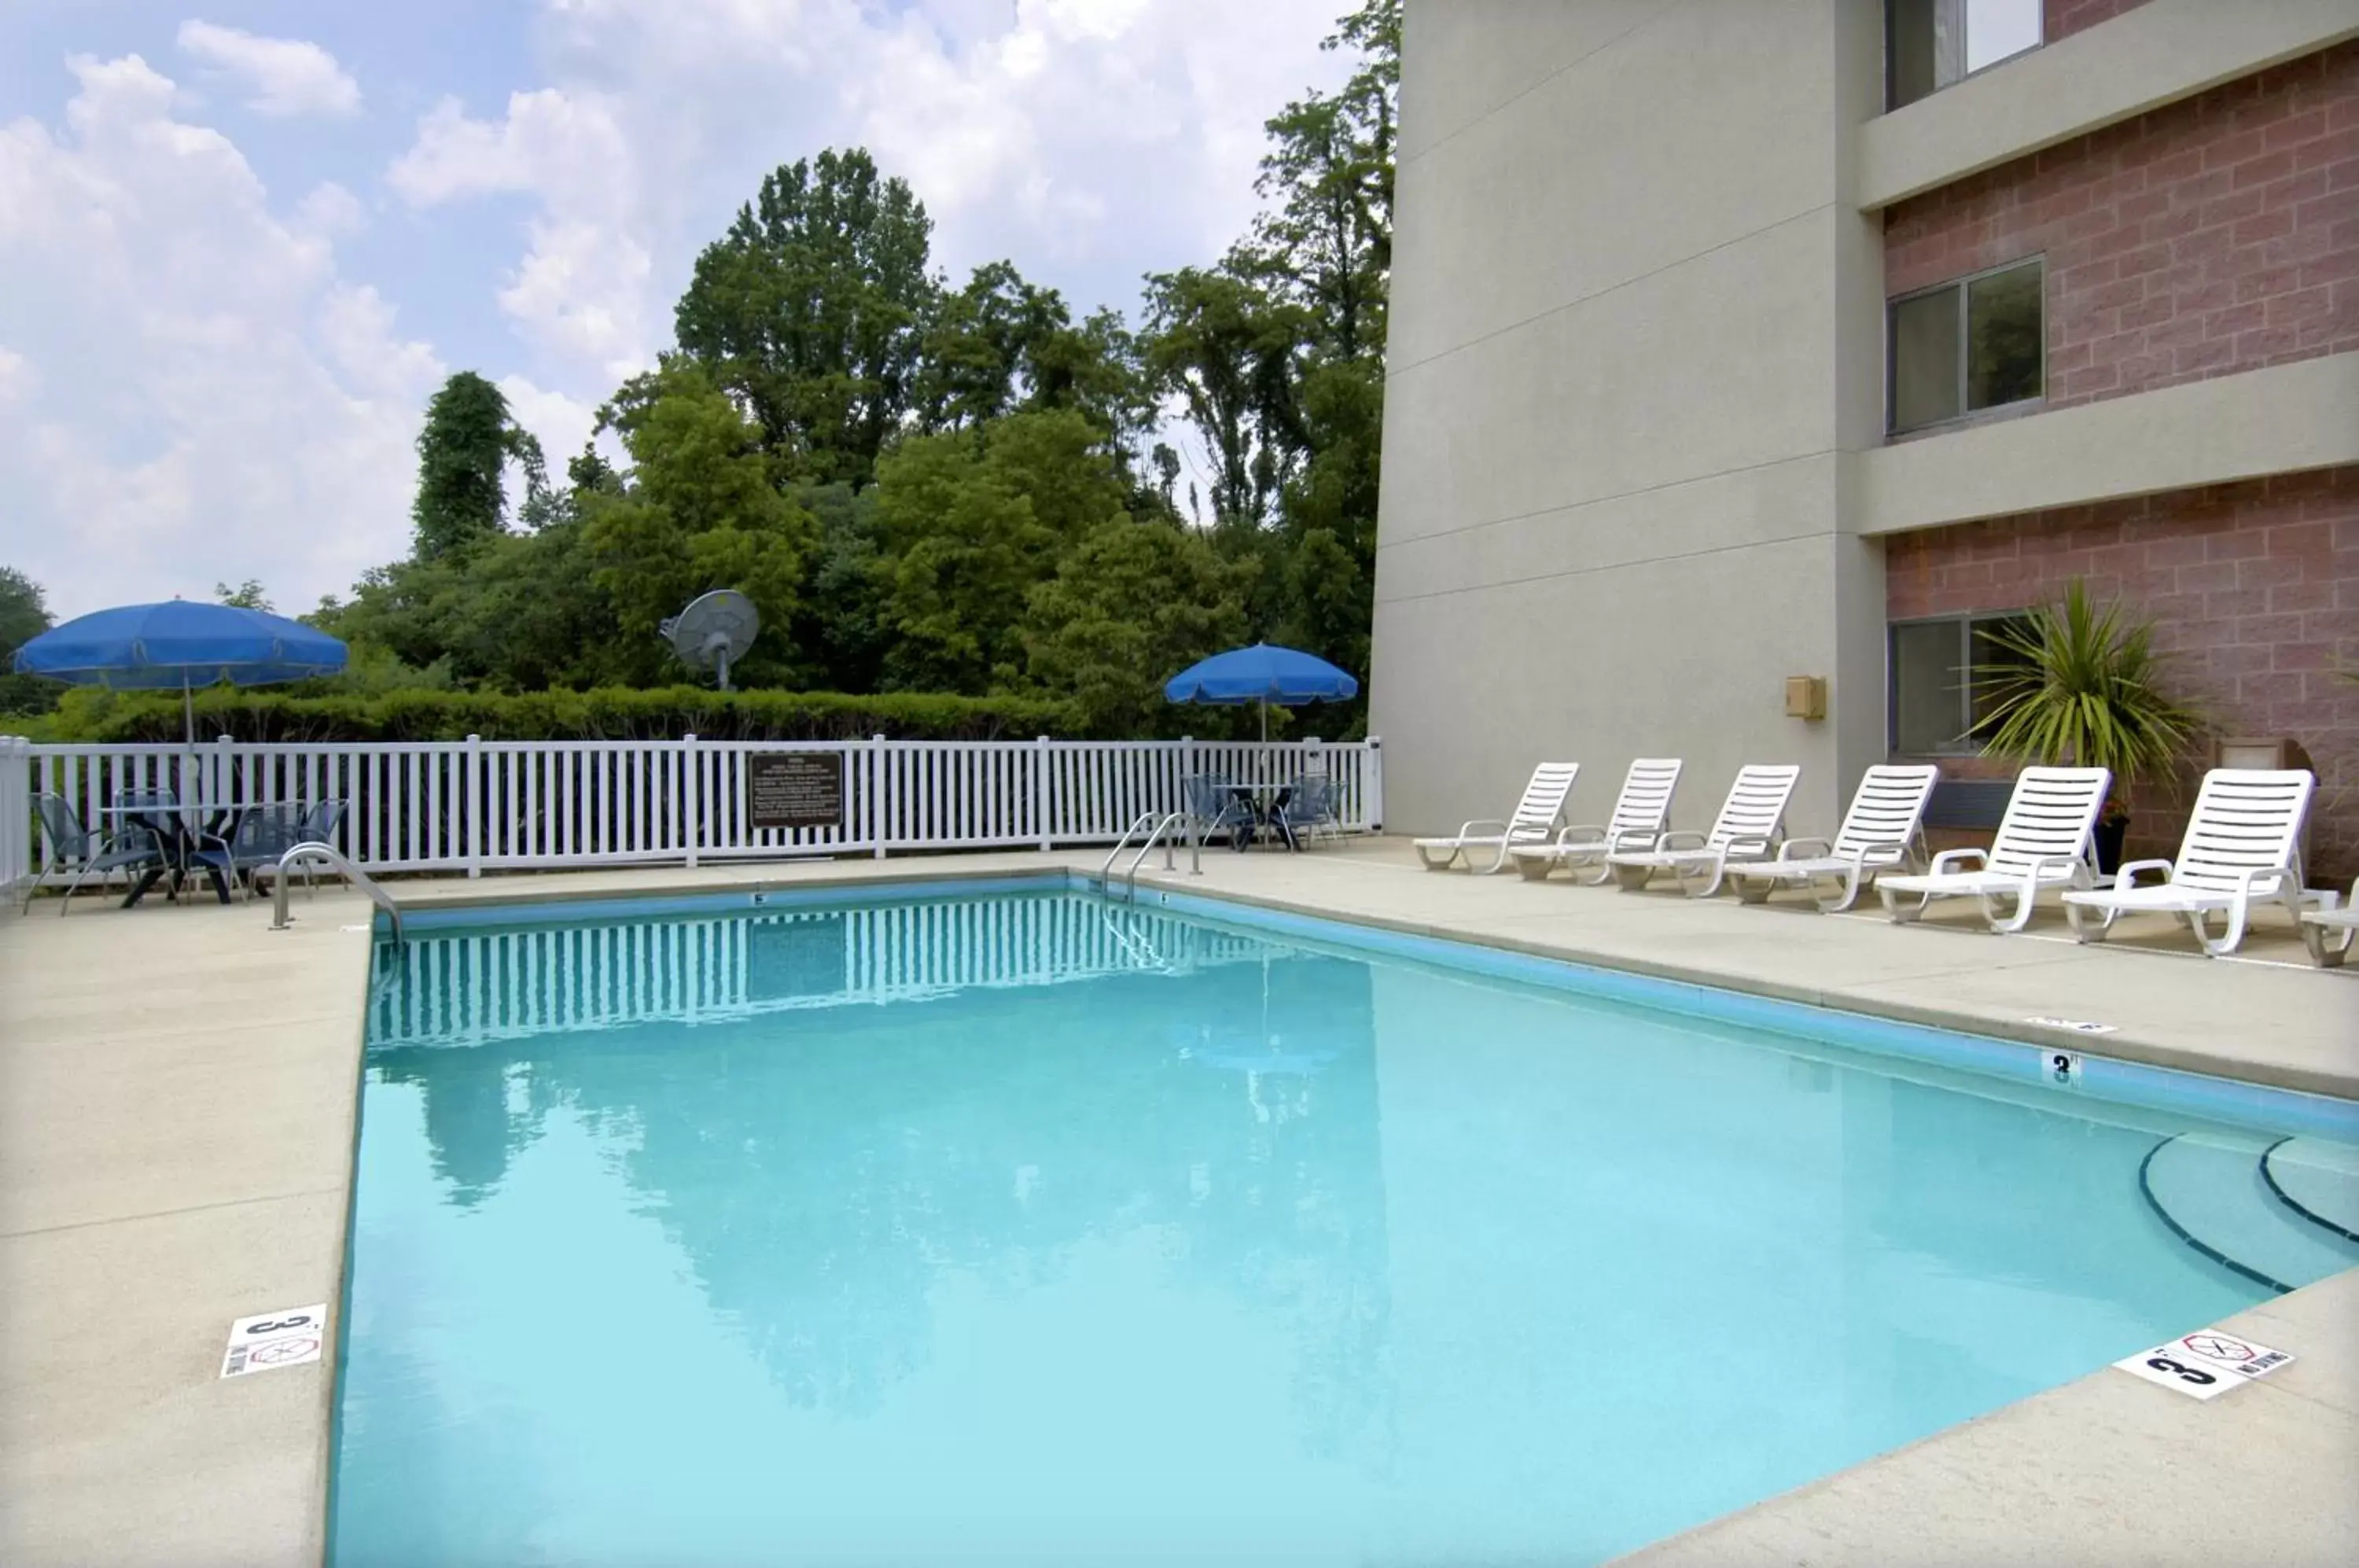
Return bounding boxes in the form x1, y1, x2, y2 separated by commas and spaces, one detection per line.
2062, 769, 2324, 957
1727, 764, 1941, 913
1510, 759, 1683, 883
1414, 763, 1580, 874
2299, 879, 2356, 968
1606, 764, 1800, 897
1876, 767, 2111, 933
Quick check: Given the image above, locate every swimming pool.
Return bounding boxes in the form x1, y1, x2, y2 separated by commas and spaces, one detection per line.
329, 882, 2359, 1566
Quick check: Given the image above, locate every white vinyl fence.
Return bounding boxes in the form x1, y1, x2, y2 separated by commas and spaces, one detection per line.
0, 736, 31, 901
5, 734, 1381, 885
374, 892, 1270, 1049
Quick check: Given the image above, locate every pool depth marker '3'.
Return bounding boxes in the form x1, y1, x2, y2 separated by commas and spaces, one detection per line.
2112, 1328, 2295, 1401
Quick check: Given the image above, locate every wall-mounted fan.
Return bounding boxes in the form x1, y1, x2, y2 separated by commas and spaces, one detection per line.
659, 590, 760, 690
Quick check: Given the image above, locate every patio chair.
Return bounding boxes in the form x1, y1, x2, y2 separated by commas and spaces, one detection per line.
188, 801, 308, 900
1511, 758, 1683, 883
1277, 772, 1343, 847
1183, 774, 1257, 851
2062, 769, 2324, 957
1875, 767, 2111, 933
27, 793, 167, 915
1414, 763, 1579, 874
1725, 764, 1941, 913
2298, 879, 2356, 969
1606, 764, 1800, 897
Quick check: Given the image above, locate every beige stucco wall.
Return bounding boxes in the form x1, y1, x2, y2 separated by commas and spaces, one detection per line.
1856, 355, 2359, 536
1373, 0, 1889, 841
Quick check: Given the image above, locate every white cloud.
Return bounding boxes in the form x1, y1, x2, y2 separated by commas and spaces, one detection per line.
0, 346, 33, 404
175, 20, 362, 118
388, 0, 1347, 388
293, 179, 366, 237
388, 89, 652, 380
0, 53, 438, 616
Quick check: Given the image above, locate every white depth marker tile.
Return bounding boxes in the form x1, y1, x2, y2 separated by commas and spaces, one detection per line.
2114, 1329, 2294, 1401
221, 1303, 328, 1379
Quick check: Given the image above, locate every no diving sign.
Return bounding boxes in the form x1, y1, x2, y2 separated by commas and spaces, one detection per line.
2114, 1328, 2294, 1401
221, 1303, 328, 1379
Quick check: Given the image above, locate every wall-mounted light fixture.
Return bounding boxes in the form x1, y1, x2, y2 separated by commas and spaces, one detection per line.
1784, 675, 1827, 722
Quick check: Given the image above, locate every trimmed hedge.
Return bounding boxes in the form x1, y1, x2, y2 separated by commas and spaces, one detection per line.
22, 686, 1087, 745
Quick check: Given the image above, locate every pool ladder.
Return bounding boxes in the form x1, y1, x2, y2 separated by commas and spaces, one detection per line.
1095, 811, 1198, 903
266, 841, 404, 946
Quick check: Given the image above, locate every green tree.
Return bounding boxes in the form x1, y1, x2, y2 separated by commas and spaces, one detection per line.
411, 371, 550, 560
583, 363, 816, 686
0, 566, 56, 715
674, 149, 937, 487
872, 409, 1130, 694
215, 579, 273, 612
1139, 265, 1310, 528
1241, 0, 1399, 363
1020, 520, 1253, 736
915, 260, 1154, 448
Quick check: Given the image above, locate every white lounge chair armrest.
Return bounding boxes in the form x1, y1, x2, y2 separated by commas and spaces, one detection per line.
1609, 827, 1662, 853
1456, 819, 1508, 840
1656, 830, 1709, 852
1929, 847, 1987, 875
2115, 857, 2175, 889
1777, 837, 1833, 862
2234, 865, 2296, 896
1554, 823, 1609, 846
1722, 835, 1774, 858
2022, 855, 2088, 882
1849, 838, 1916, 866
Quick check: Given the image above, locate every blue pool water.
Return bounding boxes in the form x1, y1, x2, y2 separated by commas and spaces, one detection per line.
330, 886, 2358, 1566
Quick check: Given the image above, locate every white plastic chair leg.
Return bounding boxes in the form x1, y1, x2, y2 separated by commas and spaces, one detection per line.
1982, 882, 2038, 934
1813, 867, 1864, 914
2064, 899, 2115, 944
1881, 882, 1932, 924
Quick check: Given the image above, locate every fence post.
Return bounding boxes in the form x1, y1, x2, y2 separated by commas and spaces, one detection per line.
213, 733, 234, 810
1034, 736, 1051, 852
872, 734, 889, 859
682, 734, 700, 870
465, 734, 483, 878
1365, 734, 1383, 833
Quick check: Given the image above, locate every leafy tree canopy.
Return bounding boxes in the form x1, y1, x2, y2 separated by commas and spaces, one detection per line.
675, 149, 937, 488
411, 371, 552, 560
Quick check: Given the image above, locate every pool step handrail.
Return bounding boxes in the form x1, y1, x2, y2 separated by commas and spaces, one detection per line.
1117, 812, 1197, 902
267, 841, 403, 944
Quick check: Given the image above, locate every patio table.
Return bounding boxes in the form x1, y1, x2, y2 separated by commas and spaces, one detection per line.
97, 801, 237, 907
1226, 784, 1301, 852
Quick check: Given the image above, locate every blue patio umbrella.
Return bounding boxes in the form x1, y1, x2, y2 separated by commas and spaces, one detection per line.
1164, 642, 1358, 740
12, 599, 347, 742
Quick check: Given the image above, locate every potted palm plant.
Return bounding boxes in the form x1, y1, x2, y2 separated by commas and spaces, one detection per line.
1971, 580, 2203, 875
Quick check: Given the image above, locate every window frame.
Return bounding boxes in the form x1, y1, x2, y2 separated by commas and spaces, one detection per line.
1886, 609, 2033, 757
1886, 256, 2047, 436
1886, 0, 2046, 111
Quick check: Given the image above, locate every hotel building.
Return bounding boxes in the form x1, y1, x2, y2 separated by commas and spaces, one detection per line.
1371, 0, 2358, 881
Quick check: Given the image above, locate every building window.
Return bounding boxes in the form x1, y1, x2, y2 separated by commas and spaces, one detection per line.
1890, 613, 2034, 755
1889, 259, 2044, 434
1888, 0, 2044, 108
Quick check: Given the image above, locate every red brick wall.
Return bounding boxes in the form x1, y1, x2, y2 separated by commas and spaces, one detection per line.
1885, 466, 2359, 885
2046, 0, 2147, 44
1884, 41, 2359, 414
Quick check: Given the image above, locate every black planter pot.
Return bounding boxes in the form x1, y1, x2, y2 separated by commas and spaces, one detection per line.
2093, 817, 2128, 876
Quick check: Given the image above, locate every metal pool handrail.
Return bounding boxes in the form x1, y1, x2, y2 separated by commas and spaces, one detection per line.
267, 841, 403, 944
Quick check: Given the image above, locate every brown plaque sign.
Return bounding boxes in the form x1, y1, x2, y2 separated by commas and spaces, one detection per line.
747, 751, 844, 832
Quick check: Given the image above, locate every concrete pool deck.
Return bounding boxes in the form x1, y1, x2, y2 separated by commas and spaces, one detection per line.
2, 838, 2352, 1565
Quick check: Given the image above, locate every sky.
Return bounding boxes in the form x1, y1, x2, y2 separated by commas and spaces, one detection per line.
0, 0, 1352, 621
